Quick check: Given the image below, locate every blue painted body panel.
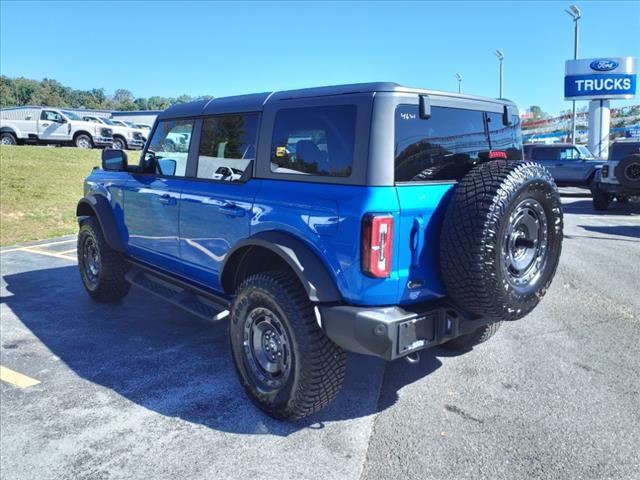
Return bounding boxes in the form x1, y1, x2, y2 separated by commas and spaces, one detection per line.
84, 170, 456, 307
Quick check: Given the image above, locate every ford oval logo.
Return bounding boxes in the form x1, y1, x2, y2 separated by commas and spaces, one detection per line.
590, 59, 619, 72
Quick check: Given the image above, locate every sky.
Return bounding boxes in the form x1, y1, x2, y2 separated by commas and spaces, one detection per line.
1, 0, 639, 115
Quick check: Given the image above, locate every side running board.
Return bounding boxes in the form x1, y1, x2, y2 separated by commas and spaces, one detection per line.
125, 265, 230, 322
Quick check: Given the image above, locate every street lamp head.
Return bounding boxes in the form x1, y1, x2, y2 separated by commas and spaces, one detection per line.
566, 4, 581, 20
495, 50, 504, 60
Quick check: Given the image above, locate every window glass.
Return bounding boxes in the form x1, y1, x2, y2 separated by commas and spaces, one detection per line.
144, 119, 194, 177
531, 147, 557, 161
486, 112, 523, 160
62, 110, 82, 121
196, 114, 259, 181
395, 105, 488, 182
559, 147, 579, 160
576, 145, 594, 159
41, 110, 63, 122
270, 105, 356, 177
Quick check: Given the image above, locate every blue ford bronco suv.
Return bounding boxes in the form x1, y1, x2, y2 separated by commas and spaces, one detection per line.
77, 83, 563, 420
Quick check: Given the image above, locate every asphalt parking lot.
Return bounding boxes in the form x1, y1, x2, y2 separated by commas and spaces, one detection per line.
1, 190, 639, 480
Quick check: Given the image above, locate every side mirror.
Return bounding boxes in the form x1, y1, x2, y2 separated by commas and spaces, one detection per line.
102, 148, 128, 171
157, 158, 177, 176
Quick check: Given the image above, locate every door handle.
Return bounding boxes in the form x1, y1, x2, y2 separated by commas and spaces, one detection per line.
41, 123, 50, 127
410, 216, 425, 267
219, 202, 245, 217
158, 194, 177, 206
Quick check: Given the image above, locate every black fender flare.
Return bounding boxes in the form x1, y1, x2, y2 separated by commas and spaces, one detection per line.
76, 195, 126, 252
1, 127, 17, 135
220, 231, 342, 303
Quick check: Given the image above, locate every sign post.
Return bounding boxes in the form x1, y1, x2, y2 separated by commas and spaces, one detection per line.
564, 56, 636, 158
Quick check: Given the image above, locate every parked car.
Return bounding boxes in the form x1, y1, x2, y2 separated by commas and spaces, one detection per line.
82, 115, 145, 150
0, 107, 113, 148
591, 139, 640, 210
76, 83, 563, 420
523, 143, 604, 187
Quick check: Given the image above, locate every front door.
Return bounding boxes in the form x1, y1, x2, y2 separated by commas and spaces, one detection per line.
123, 118, 195, 272
38, 110, 68, 141
179, 113, 260, 290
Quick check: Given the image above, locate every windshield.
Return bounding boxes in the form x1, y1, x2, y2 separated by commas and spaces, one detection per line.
62, 111, 82, 121
100, 118, 116, 125
112, 120, 126, 127
576, 145, 594, 159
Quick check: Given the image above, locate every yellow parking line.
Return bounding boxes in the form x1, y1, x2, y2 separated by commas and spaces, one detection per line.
59, 248, 77, 255
0, 247, 28, 254
1, 238, 76, 254
0, 365, 40, 389
22, 247, 77, 261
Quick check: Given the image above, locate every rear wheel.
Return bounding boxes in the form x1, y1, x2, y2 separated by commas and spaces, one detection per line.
229, 270, 346, 420
442, 322, 501, 350
77, 218, 130, 302
440, 161, 563, 322
1, 132, 17, 145
592, 187, 610, 211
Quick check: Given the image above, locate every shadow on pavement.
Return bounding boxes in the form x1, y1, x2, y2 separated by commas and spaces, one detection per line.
1, 265, 450, 435
561, 199, 640, 216
579, 224, 640, 239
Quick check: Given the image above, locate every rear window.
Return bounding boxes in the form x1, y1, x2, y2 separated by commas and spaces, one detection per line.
395, 105, 522, 182
270, 105, 356, 177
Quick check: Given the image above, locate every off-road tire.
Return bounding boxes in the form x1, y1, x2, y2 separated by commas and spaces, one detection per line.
74, 133, 93, 149
442, 322, 501, 350
77, 217, 130, 302
614, 154, 640, 190
440, 160, 563, 322
1, 132, 17, 145
229, 270, 346, 420
112, 137, 127, 150
592, 187, 610, 211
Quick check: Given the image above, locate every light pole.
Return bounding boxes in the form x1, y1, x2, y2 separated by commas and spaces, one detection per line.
455, 73, 463, 93
495, 50, 504, 98
566, 4, 581, 143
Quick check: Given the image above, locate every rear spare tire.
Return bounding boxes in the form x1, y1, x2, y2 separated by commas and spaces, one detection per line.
440, 160, 563, 322
614, 154, 640, 190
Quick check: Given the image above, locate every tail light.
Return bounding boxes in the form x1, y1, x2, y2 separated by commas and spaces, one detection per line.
362, 214, 394, 278
602, 165, 609, 178
489, 150, 507, 160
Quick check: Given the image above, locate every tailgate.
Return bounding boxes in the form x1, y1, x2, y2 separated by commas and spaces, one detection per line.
395, 183, 454, 304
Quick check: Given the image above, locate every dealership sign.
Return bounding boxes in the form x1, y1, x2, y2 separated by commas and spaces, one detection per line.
565, 57, 636, 100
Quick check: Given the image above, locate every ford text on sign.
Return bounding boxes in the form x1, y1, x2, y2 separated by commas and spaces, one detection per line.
565, 74, 636, 99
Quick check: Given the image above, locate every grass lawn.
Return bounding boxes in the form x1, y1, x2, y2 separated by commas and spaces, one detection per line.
1, 146, 136, 246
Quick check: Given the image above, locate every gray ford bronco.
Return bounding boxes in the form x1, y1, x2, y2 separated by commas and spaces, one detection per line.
77, 83, 564, 419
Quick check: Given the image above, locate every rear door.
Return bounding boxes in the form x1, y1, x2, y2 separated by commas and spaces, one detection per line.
123, 118, 195, 272
178, 113, 260, 291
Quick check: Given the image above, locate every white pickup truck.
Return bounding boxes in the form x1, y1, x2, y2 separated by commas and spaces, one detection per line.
81, 115, 145, 150
0, 107, 114, 148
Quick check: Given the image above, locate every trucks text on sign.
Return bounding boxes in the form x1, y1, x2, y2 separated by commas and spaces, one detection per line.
565, 57, 637, 101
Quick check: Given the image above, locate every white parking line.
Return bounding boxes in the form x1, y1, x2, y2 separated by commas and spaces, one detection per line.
21, 247, 77, 262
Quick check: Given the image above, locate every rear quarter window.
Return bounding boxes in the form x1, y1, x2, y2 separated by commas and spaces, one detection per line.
270, 105, 356, 177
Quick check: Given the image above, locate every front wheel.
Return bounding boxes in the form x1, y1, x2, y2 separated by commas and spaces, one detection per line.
74, 134, 93, 149
229, 270, 346, 420
112, 137, 127, 150
77, 218, 130, 302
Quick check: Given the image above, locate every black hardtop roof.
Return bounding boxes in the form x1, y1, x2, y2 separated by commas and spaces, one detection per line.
158, 82, 516, 120
525, 143, 577, 148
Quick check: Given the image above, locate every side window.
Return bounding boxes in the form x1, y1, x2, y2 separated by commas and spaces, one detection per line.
531, 147, 556, 161
41, 110, 62, 122
196, 114, 259, 181
270, 105, 356, 177
144, 119, 194, 177
395, 105, 489, 182
559, 148, 579, 160
486, 112, 523, 160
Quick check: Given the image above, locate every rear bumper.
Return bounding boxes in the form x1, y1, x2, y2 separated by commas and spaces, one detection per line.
597, 181, 640, 196
319, 302, 491, 361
